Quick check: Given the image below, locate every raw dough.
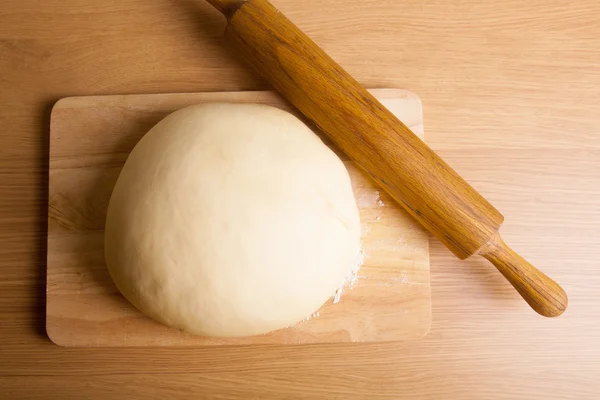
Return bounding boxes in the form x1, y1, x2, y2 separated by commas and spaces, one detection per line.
104, 103, 361, 337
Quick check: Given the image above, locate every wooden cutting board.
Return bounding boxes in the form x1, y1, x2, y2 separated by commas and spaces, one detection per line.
46, 88, 431, 347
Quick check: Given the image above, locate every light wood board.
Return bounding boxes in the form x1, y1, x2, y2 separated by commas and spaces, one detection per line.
46, 88, 430, 347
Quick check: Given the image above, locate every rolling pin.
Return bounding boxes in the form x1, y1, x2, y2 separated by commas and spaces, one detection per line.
205, 0, 568, 317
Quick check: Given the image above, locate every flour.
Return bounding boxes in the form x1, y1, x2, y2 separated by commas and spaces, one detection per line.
333, 246, 366, 304
374, 190, 385, 207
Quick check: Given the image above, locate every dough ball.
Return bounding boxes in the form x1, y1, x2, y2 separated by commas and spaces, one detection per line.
105, 103, 361, 337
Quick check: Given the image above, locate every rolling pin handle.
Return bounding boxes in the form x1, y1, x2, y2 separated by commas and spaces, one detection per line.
479, 232, 568, 317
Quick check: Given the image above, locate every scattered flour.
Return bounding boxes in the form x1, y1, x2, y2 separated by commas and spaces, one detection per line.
333, 246, 366, 304
300, 310, 322, 323
374, 191, 385, 207
333, 287, 343, 304
361, 225, 372, 237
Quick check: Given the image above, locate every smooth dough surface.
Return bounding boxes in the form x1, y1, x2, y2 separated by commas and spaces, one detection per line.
105, 103, 361, 337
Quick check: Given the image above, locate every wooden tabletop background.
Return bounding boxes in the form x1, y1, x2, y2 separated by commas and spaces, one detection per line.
1, 0, 599, 398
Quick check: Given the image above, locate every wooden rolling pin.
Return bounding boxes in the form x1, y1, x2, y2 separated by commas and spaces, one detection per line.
205, 0, 568, 317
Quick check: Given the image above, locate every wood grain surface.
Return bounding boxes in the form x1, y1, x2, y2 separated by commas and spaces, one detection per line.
0, 0, 599, 398
46, 89, 431, 347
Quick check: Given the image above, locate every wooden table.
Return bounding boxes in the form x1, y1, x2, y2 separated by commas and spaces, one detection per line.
1, 0, 598, 398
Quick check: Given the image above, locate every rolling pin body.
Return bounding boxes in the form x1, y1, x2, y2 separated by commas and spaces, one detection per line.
206, 0, 567, 317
